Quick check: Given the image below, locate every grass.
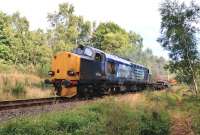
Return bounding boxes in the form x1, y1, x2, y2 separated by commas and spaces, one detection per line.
0, 99, 170, 135
0, 82, 200, 135
10, 81, 26, 97
144, 85, 200, 135
0, 72, 52, 100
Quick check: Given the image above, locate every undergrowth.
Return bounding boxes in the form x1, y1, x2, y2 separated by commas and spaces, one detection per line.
145, 85, 200, 135
0, 72, 52, 100
0, 99, 170, 135
0, 85, 199, 135
1, 76, 26, 98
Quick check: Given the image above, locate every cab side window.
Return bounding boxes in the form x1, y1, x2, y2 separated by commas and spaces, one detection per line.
107, 62, 115, 74
95, 53, 102, 62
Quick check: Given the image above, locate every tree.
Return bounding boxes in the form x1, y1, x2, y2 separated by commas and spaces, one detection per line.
92, 22, 126, 50
9, 12, 31, 65
0, 3, 168, 79
158, 0, 200, 95
0, 12, 12, 62
47, 3, 92, 52
101, 32, 129, 54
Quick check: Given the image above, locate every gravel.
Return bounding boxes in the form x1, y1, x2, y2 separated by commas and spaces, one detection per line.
0, 100, 90, 123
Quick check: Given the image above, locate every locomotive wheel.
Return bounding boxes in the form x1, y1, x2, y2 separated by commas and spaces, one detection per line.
77, 86, 94, 98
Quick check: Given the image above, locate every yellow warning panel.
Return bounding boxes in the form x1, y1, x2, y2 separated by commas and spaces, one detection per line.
51, 52, 80, 81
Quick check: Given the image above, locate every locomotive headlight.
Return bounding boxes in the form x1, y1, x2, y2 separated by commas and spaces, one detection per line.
48, 71, 55, 76
67, 70, 75, 76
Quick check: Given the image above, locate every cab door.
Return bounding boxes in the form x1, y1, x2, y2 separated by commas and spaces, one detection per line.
80, 52, 105, 81
93, 52, 106, 79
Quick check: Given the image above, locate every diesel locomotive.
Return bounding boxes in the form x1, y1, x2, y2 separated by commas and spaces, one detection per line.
45, 45, 152, 97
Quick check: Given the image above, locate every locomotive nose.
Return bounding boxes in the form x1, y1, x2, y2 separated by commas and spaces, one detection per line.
49, 51, 81, 97
51, 52, 80, 80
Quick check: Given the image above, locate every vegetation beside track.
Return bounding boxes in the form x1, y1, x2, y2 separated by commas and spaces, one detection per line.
0, 85, 199, 135
0, 71, 52, 100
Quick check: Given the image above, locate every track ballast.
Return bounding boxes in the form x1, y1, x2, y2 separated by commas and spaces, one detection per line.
0, 97, 78, 111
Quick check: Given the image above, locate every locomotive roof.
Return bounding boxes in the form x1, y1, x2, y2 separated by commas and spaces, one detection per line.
86, 46, 147, 69
105, 53, 132, 65
106, 53, 147, 69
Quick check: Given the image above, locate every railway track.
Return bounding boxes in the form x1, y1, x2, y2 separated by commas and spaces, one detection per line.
0, 84, 168, 112
0, 97, 78, 111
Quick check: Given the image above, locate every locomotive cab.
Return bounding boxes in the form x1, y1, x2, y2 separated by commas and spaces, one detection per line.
47, 51, 81, 97
74, 45, 106, 82
47, 45, 106, 97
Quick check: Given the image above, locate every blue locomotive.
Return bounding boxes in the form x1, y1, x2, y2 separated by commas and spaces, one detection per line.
46, 45, 151, 97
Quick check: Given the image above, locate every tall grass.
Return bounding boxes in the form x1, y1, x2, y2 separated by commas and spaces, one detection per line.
1, 76, 26, 98
144, 85, 200, 135
0, 73, 52, 100
1, 75, 12, 93
0, 63, 13, 73
10, 81, 26, 97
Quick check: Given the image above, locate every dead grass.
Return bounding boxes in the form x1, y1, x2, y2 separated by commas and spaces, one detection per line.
0, 72, 52, 100
170, 112, 194, 135
0, 88, 53, 100
113, 85, 198, 135
115, 93, 147, 107
0, 72, 41, 86
0, 93, 17, 101
26, 88, 52, 99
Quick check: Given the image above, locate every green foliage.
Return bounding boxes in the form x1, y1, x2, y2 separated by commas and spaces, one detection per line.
52, 41, 74, 54
0, 2, 168, 79
47, 3, 92, 50
0, 12, 12, 62
0, 44, 10, 61
0, 99, 170, 135
0, 12, 12, 46
101, 32, 129, 54
92, 22, 127, 51
158, 0, 200, 93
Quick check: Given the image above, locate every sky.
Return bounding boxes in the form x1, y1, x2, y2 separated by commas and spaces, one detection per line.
0, 0, 194, 59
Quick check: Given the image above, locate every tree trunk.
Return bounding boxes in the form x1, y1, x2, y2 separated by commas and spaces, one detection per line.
184, 38, 199, 96
192, 76, 198, 96
186, 48, 198, 95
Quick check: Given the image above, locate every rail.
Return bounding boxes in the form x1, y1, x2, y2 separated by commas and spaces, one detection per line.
0, 97, 77, 111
